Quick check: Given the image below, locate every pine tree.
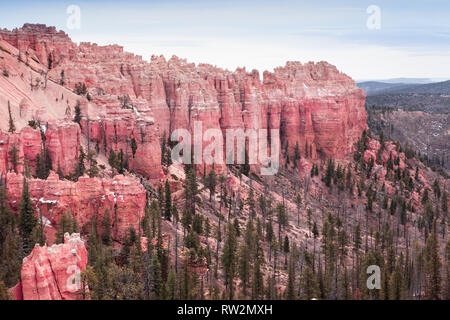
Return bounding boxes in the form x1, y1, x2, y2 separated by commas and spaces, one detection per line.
283, 235, 290, 265
75, 82, 87, 95
192, 214, 203, 235
0, 182, 14, 245
312, 221, 319, 269
299, 266, 320, 300
131, 138, 138, 158
305, 140, 309, 158
101, 209, 112, 246
148, 250, 162, 299
389, 261, 404, 300
339, 268, 351, 300
87, 216, 100, 268
55, 211, 77, 244
295, 194, 302, 226
266, 218, 274, 243
221, 222, 237, 300
177, 257, 191, 299
0, 182, 22, 287
324, 159, 335, 187
166, 267, 177, 300
424, 220, 442, 300
251, 257, 264, 300
118, 149, 126, 173
74, 101, 82, 128
285, 255, 296, 299
108, 148, 117, 170
432, 179, 441, 199
56, 162, 64, 179
8, 101, 15, 133
18, 178, 37, 255
160, 131, 167, 165
205, 169, 217, 202
422, 188, 430, 205
181, 209, 192, 240
185, 228, 200, 252
164, 180, 172, 221
164, 148, 173, 167
8, 144, 20, 173
36, 146, 52, 179
276, 203, 287, 248
183, 166, 199, 216
321, 212, 336, 299
265, 275, 275, 300
238, 241, 251, 298
239, 148, 250, 177
74, 146, 86, 179
87, 150, 99, 178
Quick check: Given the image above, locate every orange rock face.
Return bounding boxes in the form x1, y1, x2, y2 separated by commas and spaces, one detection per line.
0, 23, 368, 256
0, 24, 76, 69
0, 126, 41, 174
17, 233, 87, 300
45, 120, 81, 176
6, 172, 147, 242
0, 122, 80, 177
1, 24, 367, 177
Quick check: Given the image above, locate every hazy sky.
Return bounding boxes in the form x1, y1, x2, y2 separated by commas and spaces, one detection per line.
1, 0, 449, 80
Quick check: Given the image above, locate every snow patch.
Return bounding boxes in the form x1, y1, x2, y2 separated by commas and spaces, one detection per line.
39, 197, 57, 204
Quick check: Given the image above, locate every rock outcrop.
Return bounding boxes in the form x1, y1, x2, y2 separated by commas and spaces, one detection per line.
45, 120, 81, 176
0, 24, 76, 69
16, 233, 87, 300
0, 23, 368, 258
1, 24, 367, 178
0, 121, 81, 177
0, 126, 41, 175
6, 172, 147, 242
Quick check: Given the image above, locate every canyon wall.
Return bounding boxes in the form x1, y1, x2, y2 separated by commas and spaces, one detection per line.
0, 23, 367, 251
1, 24, 367, 175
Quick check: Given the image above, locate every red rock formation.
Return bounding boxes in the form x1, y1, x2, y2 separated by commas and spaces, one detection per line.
364, 138, 406, 175
0, 25, 369, 270
45, 120, 81, 176
0, 126, 42, 175
0, 122, 81, 177
0, 24, 76, 69
80, 101, 162, 179
1, 24, 366, 175
17, 233, 87, 300
6, 172, 147, 242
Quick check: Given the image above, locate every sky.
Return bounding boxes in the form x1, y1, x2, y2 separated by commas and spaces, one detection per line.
1, 0, 450, 81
